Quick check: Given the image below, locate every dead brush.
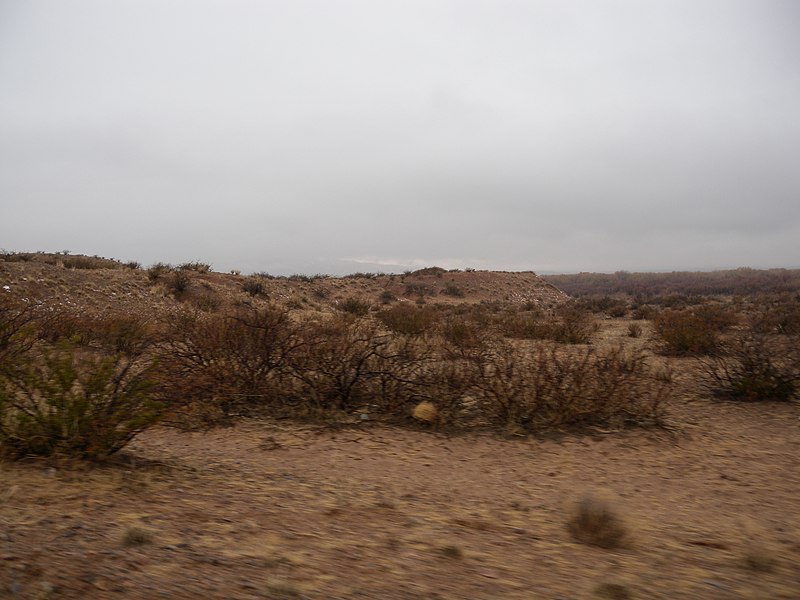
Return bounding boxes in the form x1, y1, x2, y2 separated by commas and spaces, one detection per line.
472, 342, 670, 433
122, 526, 153, 547
566, 491, 629, 549
700, 333, 798, 402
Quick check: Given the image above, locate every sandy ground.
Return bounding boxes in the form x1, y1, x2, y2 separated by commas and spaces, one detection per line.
2, 392, 799, 600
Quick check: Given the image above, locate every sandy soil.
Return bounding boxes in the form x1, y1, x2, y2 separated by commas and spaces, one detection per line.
2, 394, 799, 600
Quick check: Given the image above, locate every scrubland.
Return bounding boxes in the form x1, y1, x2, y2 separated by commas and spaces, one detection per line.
1, 253, 798, 599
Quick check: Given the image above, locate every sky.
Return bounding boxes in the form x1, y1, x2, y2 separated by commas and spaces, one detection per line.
1, 0, 799, 275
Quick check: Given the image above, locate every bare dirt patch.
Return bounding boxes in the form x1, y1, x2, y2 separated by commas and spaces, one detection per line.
2, 397, 799, 599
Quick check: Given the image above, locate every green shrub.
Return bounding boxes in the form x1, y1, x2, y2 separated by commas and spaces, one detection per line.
0, 343, 163, 460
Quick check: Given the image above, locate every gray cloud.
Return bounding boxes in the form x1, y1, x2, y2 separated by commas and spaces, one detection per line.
1, 0, 798, 274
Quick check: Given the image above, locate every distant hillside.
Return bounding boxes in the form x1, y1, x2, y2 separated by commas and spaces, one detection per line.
542, 268, 800, 298
0, 253, 568, 315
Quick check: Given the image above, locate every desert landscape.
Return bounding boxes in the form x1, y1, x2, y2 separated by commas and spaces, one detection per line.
1, 253, 799, 599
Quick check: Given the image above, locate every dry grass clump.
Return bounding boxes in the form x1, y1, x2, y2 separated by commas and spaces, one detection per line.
566, 492, 629, 549
412, 401, 438, 424
122, 526, 153, 547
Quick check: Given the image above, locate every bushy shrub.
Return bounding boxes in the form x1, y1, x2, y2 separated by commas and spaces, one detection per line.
701, 333, 798, 401
752, 295, 800, 335
0, 343, 163, 460
242, 278, 265, 297
62, 255, 122, 270
404, 283, 435, 297
337, 297, 371, 316
442, 283, 465, 298
472, 342, 669, 431
146, 262, 172, 282
286, 316, 393, 412
168, 270, 190, 294
377, 304, 439, 336
379, 290, 397, 305
158, 305, 300, 419
178, 261, 211, 273
653, 309, 721, 355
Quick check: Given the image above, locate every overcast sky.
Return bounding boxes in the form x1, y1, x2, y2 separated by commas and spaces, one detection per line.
1, 1, 798, 275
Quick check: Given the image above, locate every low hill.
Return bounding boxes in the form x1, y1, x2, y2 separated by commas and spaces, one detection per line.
0, 253, 568, 315
543, 268, 800, 298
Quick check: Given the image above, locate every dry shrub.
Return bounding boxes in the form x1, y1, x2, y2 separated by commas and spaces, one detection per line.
287, 316, 398, 412
337, 297, 371, 316
566, 492, 629, 549
178, 261, 211, 273
377, 303, 439, 336
752, 294, 800, 335
501, 305, 595, 344
442, 283, 465, 297
146, 262, 172, 282
168, 270, 190, 295
627, 323, 642, 338
38, 310, 156, 356
62, 255, 122, 270
158, 304, 300, 420
653, 309, 721, 355
242, 277, 266, 297
123, 526, 153, 547
701, 333, 798, 402
473, 342, 669, 432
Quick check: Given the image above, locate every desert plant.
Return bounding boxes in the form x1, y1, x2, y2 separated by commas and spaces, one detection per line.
653, 309, 720, 355
159, 305, 302, 419
168, 270, 190, 294
473, 342, 669, 432
123, 526, 153, 547
0, 343, 163, 460
379, 290, 397, 305
62, 255, 122, 270
242, 278, 265, 297
0, 296, 38, 367
287, 316, 418, 413
627, 323, 642, 338
566, 492, 628, 549
178, 261, 211, 273
442, 283, 465, 298
146, 262, 172, 282
337, 297, 371, 316
701, 333, 798, 402
377, 304, 438, 336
